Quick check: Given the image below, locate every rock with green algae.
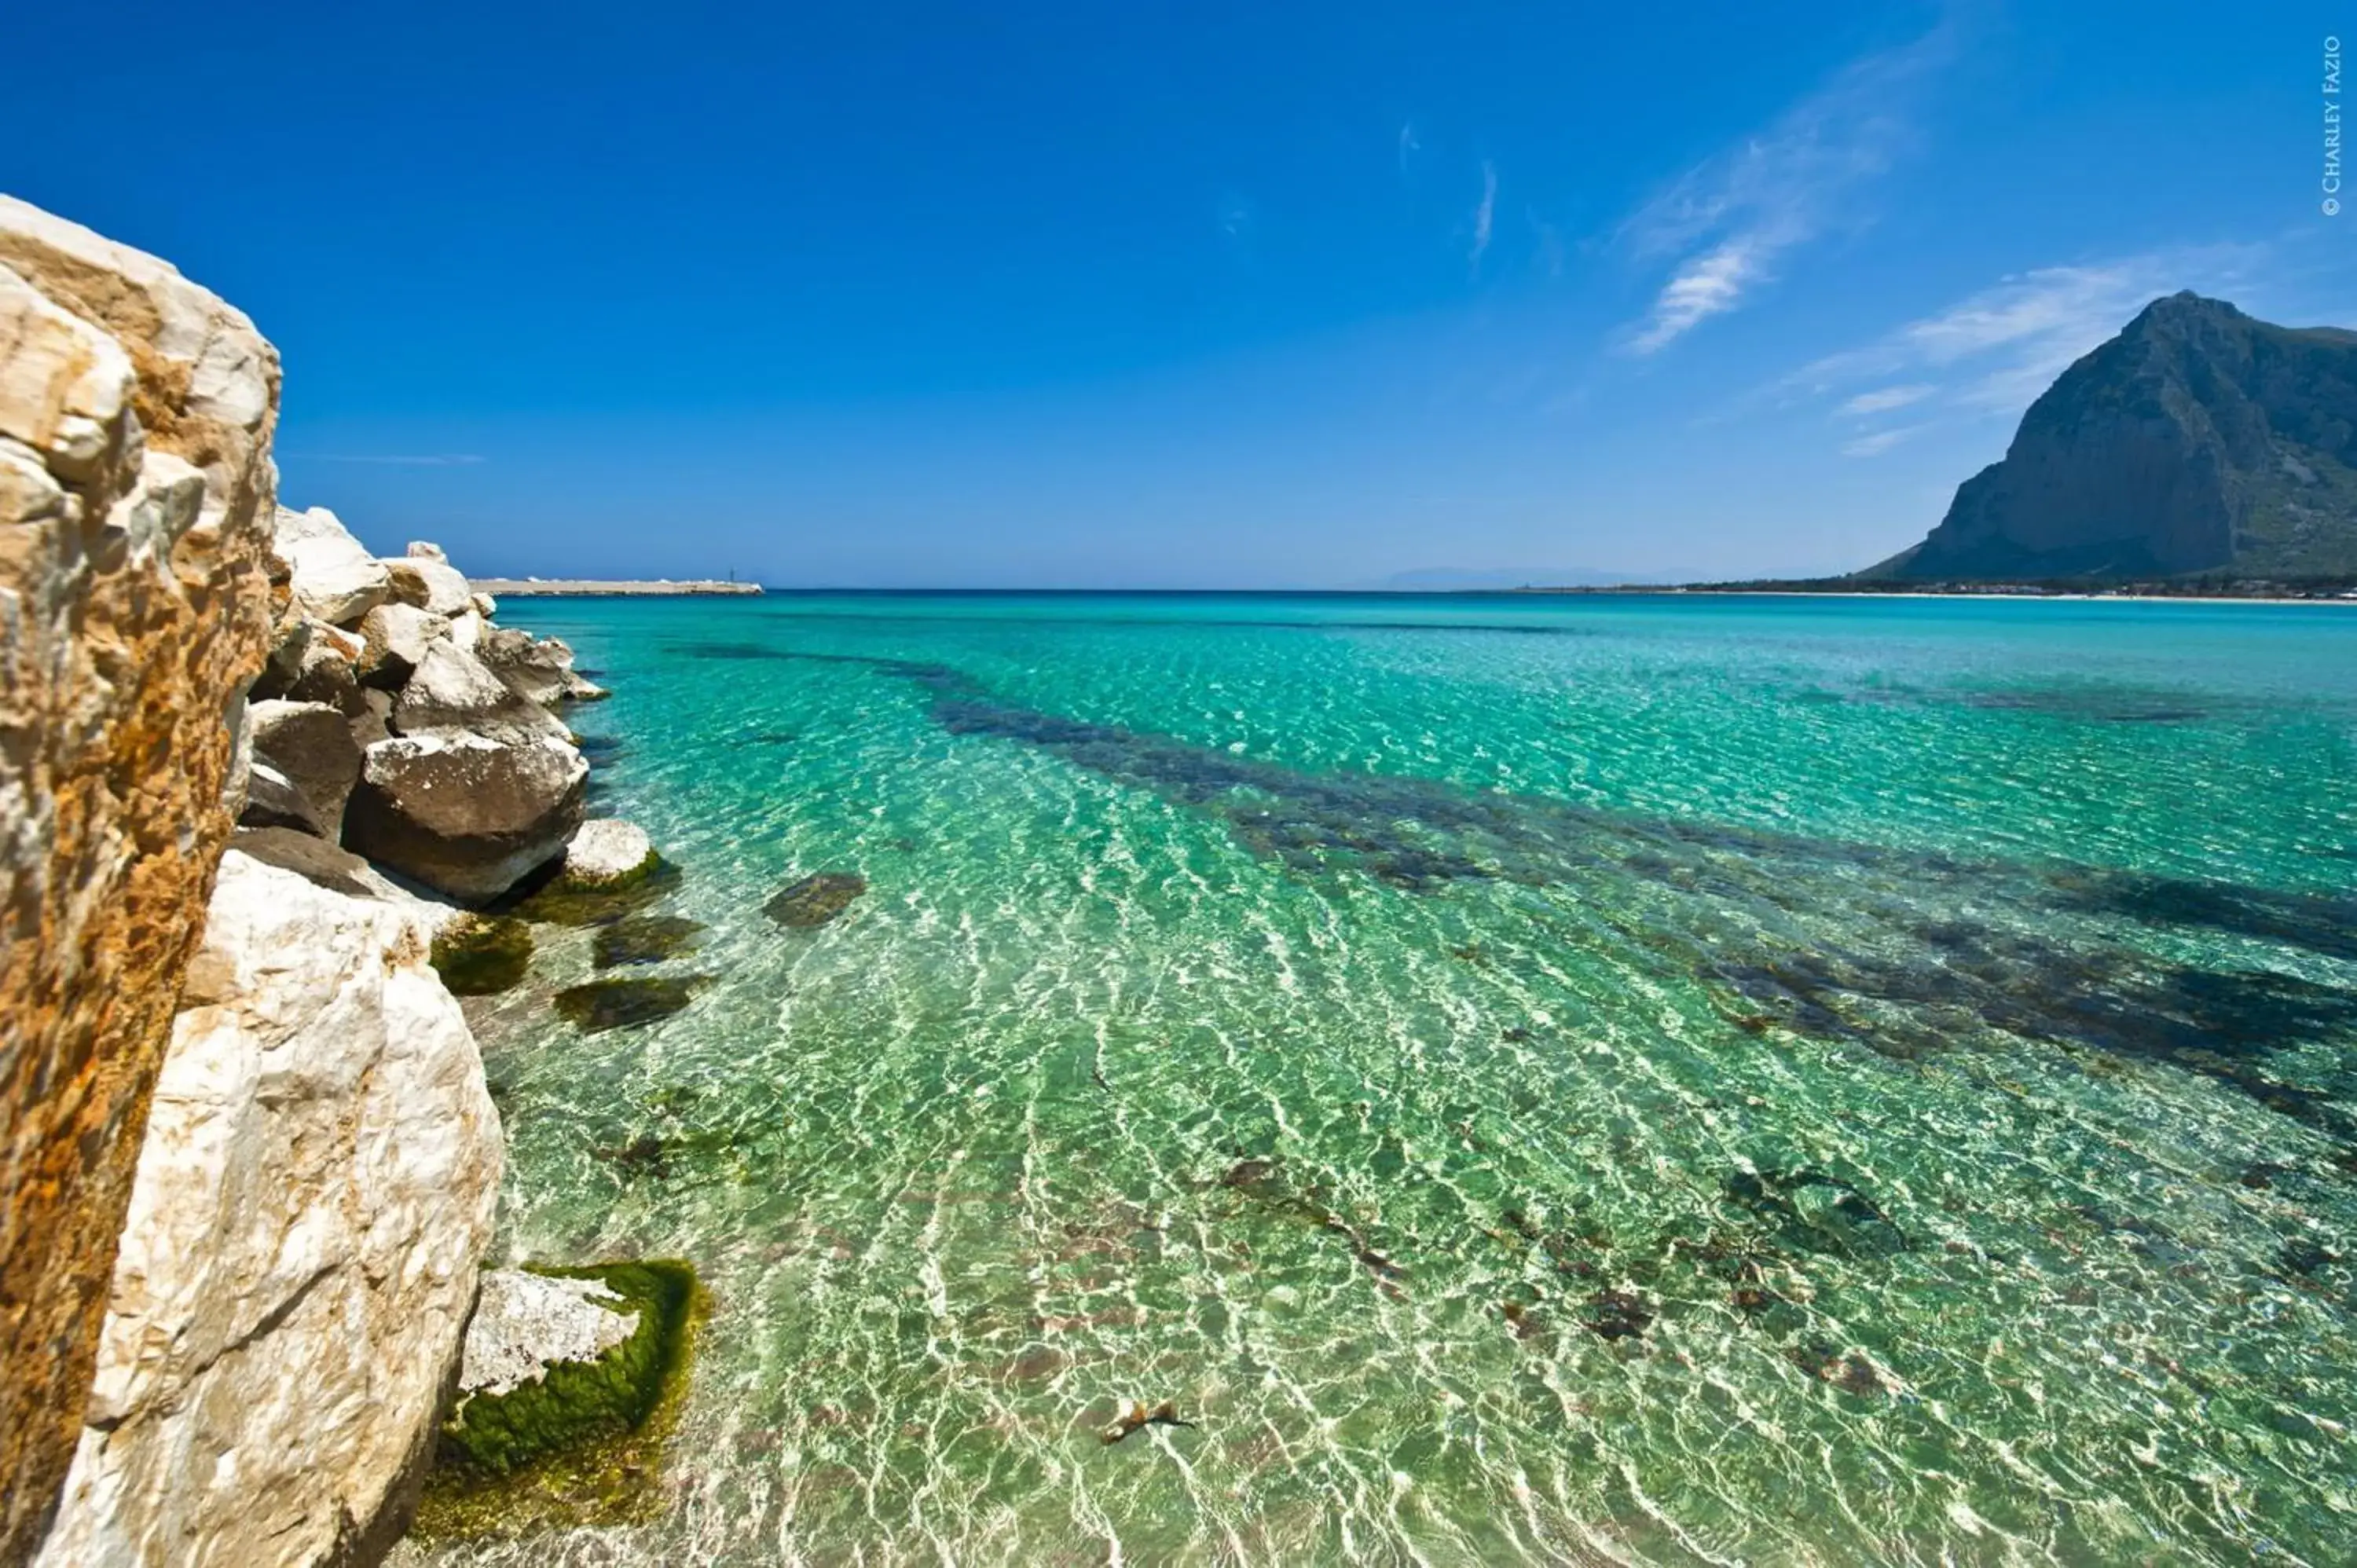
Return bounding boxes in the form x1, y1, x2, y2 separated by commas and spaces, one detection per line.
412, 1260, 702, 1540
592, 914, 706, 969
429, 914, 534, 995
552, 973, 709, 1032
496, 852, 682, 927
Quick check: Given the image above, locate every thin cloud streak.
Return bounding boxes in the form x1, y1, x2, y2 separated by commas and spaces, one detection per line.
1838, 383, 1935, 416
1840, 423, 1928, 457
1468, 161, 1497, 273
1618, 25, 1954, 354
1792, 244, 2266, 413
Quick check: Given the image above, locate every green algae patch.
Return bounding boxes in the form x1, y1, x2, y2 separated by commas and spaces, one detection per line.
552, 973, 710, 1032
412, 1260, 704, 1540
592, 914, 707, 969
499, 853, 682, 927
431, 915, 534, 995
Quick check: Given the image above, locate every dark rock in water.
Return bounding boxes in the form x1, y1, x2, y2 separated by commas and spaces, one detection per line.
552, 975, 709, 1033
592, 916, 707, 969
1500, 1301, 1548, 1342
764, 871, 867, 928
416, 1260, 702, 1538
431, 916, 535, 996
1861, 292, 2357, 581
502, 855, 682, 928
1725, 1167, 1908, 1258
343, 735, 588, 903
1583, 1290, 1655, 1341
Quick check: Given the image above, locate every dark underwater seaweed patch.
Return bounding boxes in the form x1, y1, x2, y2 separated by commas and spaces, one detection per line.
552, 975, 709, 1032
762, 647, 2357, 1133
2051, 870, 2357, 963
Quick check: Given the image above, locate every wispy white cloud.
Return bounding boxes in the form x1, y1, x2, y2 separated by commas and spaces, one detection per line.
1840, 423, 1928, 457
300, 452, 487, 466
1791, 244, 2266, 413
1398, 120, 1422, 176
1468, 161, 1497, 273
1838, 383, 1935, 416
1619, 27, 1952, 354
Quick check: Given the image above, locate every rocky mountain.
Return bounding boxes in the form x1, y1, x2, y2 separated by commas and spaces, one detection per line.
1865, 293, 2357, 581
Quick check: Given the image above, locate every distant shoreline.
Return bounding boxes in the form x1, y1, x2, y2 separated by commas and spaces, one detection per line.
1510, 584, 2357, 606
474, 578, 763, 597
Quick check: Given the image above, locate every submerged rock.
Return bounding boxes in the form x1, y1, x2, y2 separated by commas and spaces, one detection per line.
431, 915, 536, 995
764, 870, 867, 928
417, 1261, 701, 1538
1584, 1289, 1655, 1341
552, 974, 709, 1032
504, 855, 681, 928
592, 915, 706, 969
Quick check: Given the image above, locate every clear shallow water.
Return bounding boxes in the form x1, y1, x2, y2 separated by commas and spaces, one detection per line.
398, 593, 2357, 1566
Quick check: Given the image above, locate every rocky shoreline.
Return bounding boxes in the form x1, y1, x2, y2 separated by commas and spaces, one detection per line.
0, 196, 695, 1565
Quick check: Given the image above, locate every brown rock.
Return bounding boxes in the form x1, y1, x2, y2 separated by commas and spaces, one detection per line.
391, 639, 572, 748
342, 735, 588, 902
0, 193, 279, 1561
248, 699, 364, 838
476, 625, 603, 705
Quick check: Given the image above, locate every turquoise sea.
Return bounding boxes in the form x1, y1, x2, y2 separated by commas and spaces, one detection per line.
401, 592, 2357, 1566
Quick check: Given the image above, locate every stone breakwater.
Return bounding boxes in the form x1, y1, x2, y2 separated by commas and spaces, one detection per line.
0, 196, 669, 1566
471, 578, 762, 597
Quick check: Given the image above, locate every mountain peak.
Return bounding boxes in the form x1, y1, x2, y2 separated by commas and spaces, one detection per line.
1861, 296, 2357, 581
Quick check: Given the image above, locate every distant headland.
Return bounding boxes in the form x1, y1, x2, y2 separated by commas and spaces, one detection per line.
474, 578, 764, 597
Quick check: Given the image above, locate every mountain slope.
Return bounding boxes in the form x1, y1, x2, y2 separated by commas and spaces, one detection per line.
1867, 293, 2357, 581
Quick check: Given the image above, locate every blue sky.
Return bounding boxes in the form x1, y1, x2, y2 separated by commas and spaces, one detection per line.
6, 2, 2346, 585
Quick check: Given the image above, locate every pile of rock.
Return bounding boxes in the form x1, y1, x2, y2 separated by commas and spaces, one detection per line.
244, 507, 618, 902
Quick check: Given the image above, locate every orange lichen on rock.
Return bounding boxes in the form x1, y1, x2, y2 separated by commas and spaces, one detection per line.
0, 194, 279, 1560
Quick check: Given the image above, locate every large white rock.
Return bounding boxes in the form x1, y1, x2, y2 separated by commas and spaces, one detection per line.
273, 505, 389, 625
33, 851, 502, 1568
394, 639, 573, 747
383, 554, 473, 617
352, 602, 448, 689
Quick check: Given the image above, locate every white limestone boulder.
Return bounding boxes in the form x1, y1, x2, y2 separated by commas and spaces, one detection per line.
456, 1271, 639, 1399
563, 819, 654, 886
383, 554, 473, 617
354, 602, 448, 690
393, 639, 574, 748
31, 851, 500, 1568
273, 505, 388, 625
